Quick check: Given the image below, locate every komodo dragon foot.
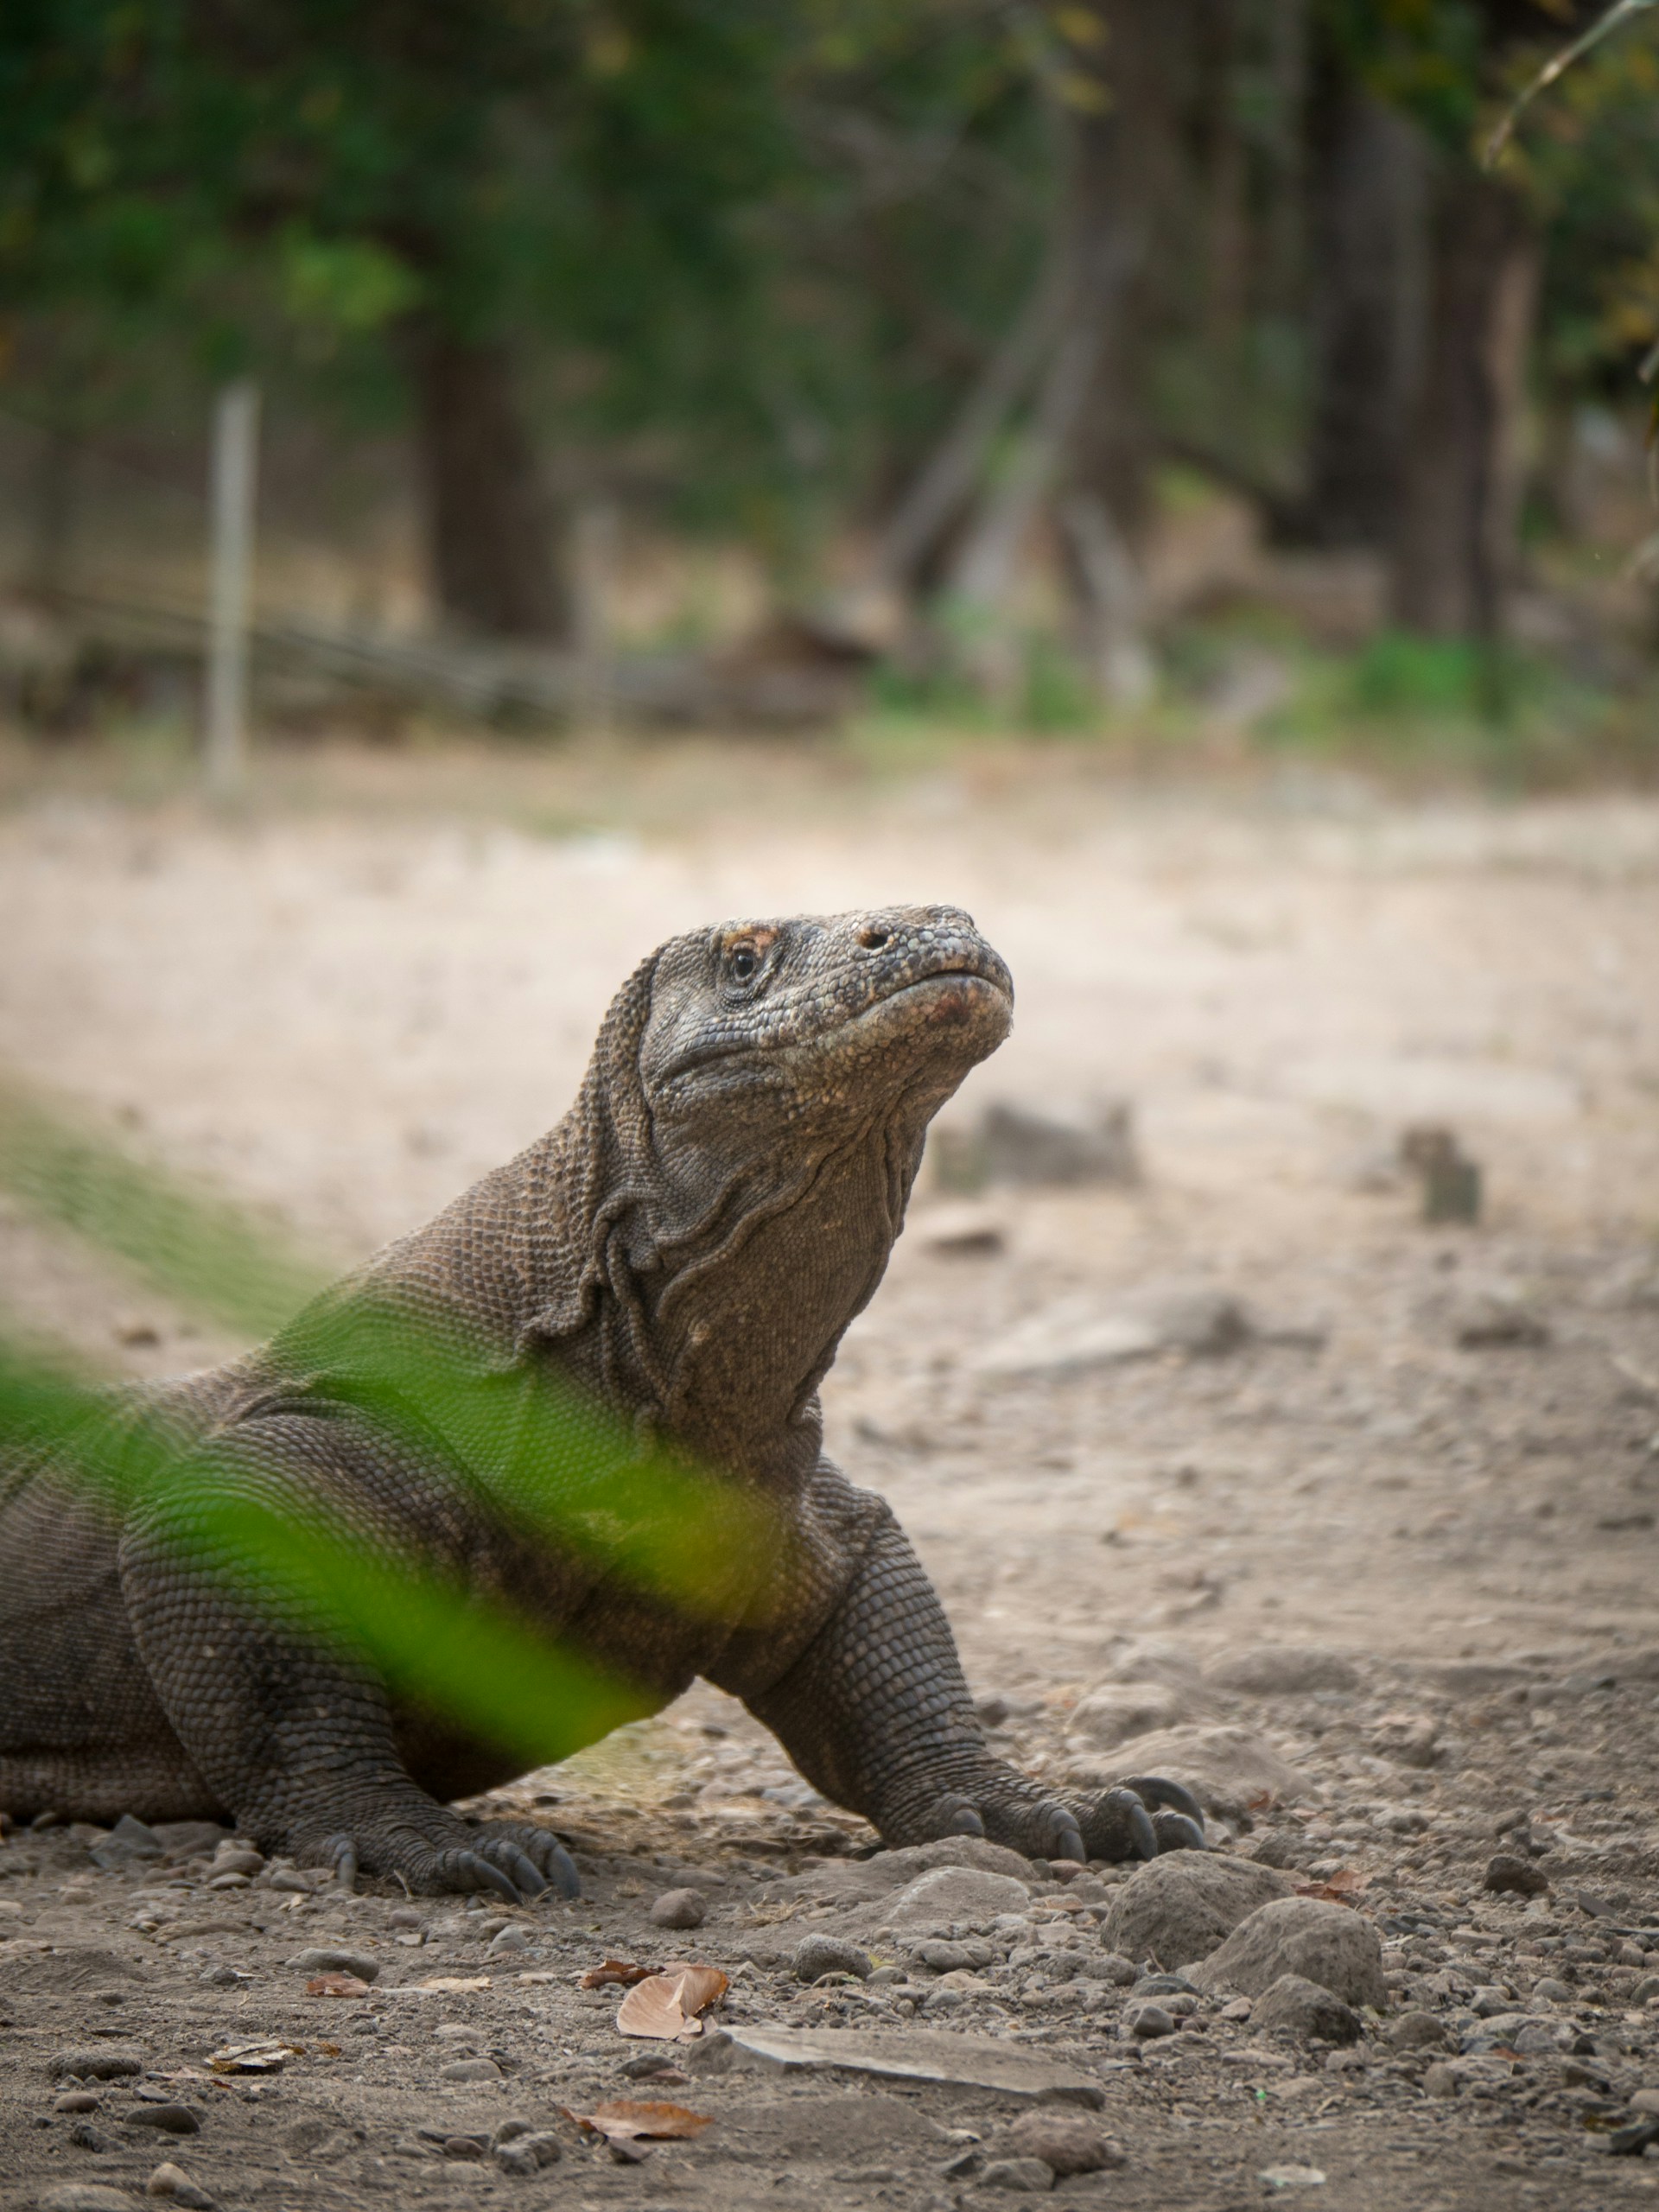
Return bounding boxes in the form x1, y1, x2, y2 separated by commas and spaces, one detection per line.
311, 1813, 582, 1904
894, 1772, 1205, 1864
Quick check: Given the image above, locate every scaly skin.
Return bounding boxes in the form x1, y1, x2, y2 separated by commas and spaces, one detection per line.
0, 907, 1202, 1896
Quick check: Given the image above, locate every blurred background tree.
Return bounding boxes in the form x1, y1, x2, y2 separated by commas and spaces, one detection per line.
0, 0, 1655, 739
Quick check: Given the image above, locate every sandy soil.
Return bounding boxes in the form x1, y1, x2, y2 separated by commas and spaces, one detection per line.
1, 740, 1657, 2212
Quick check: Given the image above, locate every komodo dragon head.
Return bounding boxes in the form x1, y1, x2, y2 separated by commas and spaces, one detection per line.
537, 906, 1012, 1472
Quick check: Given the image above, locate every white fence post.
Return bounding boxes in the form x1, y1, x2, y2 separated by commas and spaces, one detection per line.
204, 380, 260, 793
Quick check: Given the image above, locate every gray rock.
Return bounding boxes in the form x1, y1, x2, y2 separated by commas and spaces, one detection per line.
54, 2092, 101, 2113
438, 2058, 502, 2084
648, 1888, 707, 1931
1387, 2012, 1449, 2051
792, 1936, 873, 1983
287, 1947, 380, 1981
1102, 1851, 1294, 1970
978, 2156, 1057, 2192
1122, 2002, 1176, 2039
1252, 1974, 1362, 2044
1095, 1952, 1138, 1986
885, 1867, 1031, 1928
1191, 1898, 1387, 2010
1634, 1975, 1659, 2004
38, 2188, 138, 2212
67, 2122, 118, 2152
1423, 2062, 1459, 2098
1067, 1724, 1306, 1818
50, 2049, 143, 2081
1450, 1288, 1548, 1347
718, 2024, 1104, 2104
123, 2105, 200, 2137
486, 1926, 530, 1955
88, 1815, 163, 1872
493, 2133, 563, 2174
913, 1938, 992, 1971
1203, 1647, 1360, 1696
976, 1289, 1249, 1379
1484, 1853, 1548, 1898
999, 2111, 1125, 2177
980, 1100, 1139, 1189
1068, 1682, 1192, 1749
143, 2164, 215, 2209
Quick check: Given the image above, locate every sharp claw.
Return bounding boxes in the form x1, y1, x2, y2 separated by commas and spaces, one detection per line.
1118, 1775, 1205, 1829
544, 1841, 582, 1900
1054, 1817, 1087, 1865
457, 1849, 521, 1904
1151, 1811, 1207, 1853
501, 1845, 550, 1900
1104, 1787, 1159, 1860
948, 1802, 986, 1837
325, 1836, 359, 1894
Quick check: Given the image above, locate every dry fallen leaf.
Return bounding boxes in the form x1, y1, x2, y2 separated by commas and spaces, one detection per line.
208, 2042, 299, 2074
1294, 1868, 1370, 1905
615, 1964, 728, 2041
563, 2097, 715, 2142
579, 1958, 655, 1990
306, 1972, 370, 1998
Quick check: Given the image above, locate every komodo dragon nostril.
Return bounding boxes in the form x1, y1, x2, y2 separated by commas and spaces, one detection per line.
857, 926, 892, 950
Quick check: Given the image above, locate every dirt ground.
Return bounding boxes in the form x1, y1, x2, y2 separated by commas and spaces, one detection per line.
1, 737, 1657, 2212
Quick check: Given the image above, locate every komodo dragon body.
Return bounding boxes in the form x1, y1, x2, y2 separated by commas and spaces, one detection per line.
0, 907, 1201, 1898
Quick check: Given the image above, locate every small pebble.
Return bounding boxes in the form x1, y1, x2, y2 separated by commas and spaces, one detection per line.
1423, 2063, 1459, 2099
792, 1934, 872, 1982
647, 1887, 707, 1931
54, 2090, 101, 2113
1484, 1853, 1549, 1898
124, 2103, 201, 2136
487, 1924, 531, 1955
978, 2155, 1057, 2192
146, 2163, 215, 2209
443, 2135, 488, 2160
439, 2057, 502, 2083
1123, 2002, 1176, 2040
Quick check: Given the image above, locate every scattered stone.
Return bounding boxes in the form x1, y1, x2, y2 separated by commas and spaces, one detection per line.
1369, 1713, 1442, 1769
50, 2049, 143, 2082
1257, 2165, 1327, 2191
913, 1938, 992, 1971
1190, 1898, 1386, 2010
999, 2111, 1124, 2177
1387, 2012, 1449, 2051
1484, 1853, 1549, 1898
1096, 1639, 1206, 1691
486, 1926, 530, 1955
977, 2156, 1056, 2193
647, 1888, 707, 1931
438, 2058, 502, 2084
144, 2165, 213, 2209
287, 1947, 379, 1981
88, 1815, 163, 1872
122, 2107, 200, 2138
1202, 1647, 1359, 1696
1102, 1851, 1294, 1970
54, 2091, 101, 2113
68, 2122, 118, 2152
1095, 1953, 1137, 1986
1068, 1682, 1193, 1749
792, 1936, 873, 1983
885, 1866, 1031, 1927
719, 2024, 1104, 2104
493, 2133, 563, 2174
38, 2188, 137, 2212
979, 1099, 1139, 1189
1422, 2063, 1459, 2099
975, 1289, 1249, 1379
1449, 1287, 1548, 1348
914, 1202, 1007, 1256
442, 2136, 487, 2160
1068, 1725, 1306, 1818
1122, 2002, 1176, 2039
1251, 1974, 1362, 2044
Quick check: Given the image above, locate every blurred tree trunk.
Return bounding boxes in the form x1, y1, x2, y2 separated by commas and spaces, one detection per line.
28, 424, 78, 603
1053, 1, 1189, 702
1391, 167, 1539, 638
409, 326, 571, 643
1304, 54, 1428, 548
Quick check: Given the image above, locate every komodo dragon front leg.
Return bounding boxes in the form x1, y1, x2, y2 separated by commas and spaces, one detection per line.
733, 1503, 1205, 1862
118, 1407, 580, 1902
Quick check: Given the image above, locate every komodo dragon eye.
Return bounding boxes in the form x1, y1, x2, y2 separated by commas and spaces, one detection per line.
729, 945, 759, 982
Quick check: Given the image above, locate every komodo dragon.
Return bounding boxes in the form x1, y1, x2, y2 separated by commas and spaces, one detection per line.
0, 906, 1203, 1899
